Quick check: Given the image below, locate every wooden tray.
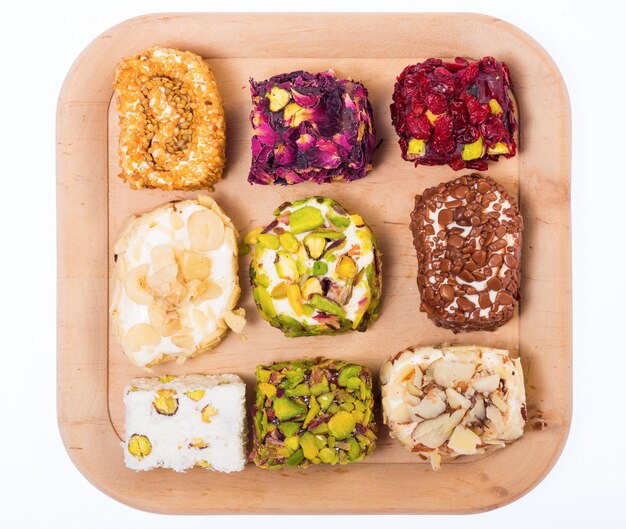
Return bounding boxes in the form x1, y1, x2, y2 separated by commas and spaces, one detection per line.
57, 12, 572, 514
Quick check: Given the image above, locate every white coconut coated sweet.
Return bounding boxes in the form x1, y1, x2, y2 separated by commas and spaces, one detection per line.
123, 374, 247, 473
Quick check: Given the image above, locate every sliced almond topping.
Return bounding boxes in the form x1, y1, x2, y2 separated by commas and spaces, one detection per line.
414, 388, 446, 419
148, 303, 167, 329
472, 374, 500, 393
486, 405, 505, 434
448, 424, 481, 455
181, 251, 211, 282
125, 323, 160, 352
224, 309, 246, 333
445, 387, 472, 409
150, 245, 177, 271
397, 364, 416, 383
490, 391, 508, 413
224, 226, 238, 255
161, 317, 181, 337
171, 334, 195, 351
433, 360, 475, 388
124, 264, 153, 305
170, 211, 184, 230
411, 413, 451, 448
197, 195, 217, 210
389, 402, 412, 423
187, 209, 225, 252
468, 396, 486, 421
192, 279, 223, 305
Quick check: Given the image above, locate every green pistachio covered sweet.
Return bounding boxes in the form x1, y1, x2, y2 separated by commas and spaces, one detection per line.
249, 197, 382, 336
251, 358, 377, 469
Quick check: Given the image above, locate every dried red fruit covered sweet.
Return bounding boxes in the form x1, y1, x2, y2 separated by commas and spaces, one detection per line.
390, 57, 518, 171
248, 70, 378, 185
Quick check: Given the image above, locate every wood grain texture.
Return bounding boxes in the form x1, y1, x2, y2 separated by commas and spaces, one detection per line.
57, 12, 572, 514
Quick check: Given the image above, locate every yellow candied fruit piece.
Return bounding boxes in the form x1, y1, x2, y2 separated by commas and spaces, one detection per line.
244, 227, 264, 245
202, 404, 219, 423
487, 142, 510, 155
349, 214, 364, 227
489, 98, 504, 115
286, 284, 304, 316
407, 138, 426, 157
152, 389, 179, 416
128, 434, 152, 459
462, 137, 484, 161
425, 110, 440, 124
284, 103, 312, 127
185, 389, 205, 401
259, 382, 277, 398
267, 87, 291, 112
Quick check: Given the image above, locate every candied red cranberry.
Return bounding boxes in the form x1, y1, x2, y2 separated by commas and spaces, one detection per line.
407, 113, 432, 140
390, 57, 518, 170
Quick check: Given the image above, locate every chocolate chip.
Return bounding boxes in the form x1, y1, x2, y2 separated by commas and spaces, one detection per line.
453, 185, 469, 198
495, 226, 507, 239
504, 254, 518, 268
447, 234, 464, 249
496, 291, 514, 305
464, 261, 478, 272
457, 297, 475, 312
458, 270, 475, 282
489, 254, 503, 267
478, 292, 492, 309
473, 250, 487, 267
440, 259, 452, 272
489, 239, 507, 251
477, 180, 491, 195
440, 284, 455, 302
438, 208, 453, 226
487, 277, 502, 291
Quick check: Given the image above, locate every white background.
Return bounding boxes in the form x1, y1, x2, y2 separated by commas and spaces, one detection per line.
0, 0, 623, 527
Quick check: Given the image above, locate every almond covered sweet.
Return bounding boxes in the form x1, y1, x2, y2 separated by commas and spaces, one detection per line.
390, 57, 517, 171
381, 345, 526, 470
114, 46, 226, 190
410, 174, 522, 332
110, 196, 244, 367
124, 374, 247, 472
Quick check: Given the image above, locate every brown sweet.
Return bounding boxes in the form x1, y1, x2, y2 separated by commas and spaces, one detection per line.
409, 174, 523, 333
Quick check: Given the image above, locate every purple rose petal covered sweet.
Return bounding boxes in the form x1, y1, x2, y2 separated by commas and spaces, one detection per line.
248, 70, 378, 185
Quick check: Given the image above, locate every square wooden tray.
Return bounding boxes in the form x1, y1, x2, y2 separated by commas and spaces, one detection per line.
57, 12, 572, 514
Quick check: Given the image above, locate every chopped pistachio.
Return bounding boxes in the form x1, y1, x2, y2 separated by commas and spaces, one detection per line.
257, 233, 280, 249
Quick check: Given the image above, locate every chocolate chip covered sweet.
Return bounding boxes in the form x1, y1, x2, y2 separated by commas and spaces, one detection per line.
409, 174, 522, 332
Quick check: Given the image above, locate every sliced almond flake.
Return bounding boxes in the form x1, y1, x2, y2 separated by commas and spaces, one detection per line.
124, 264, 153, 305
224, 309, 246, 333
197, 194, 217, 210
223, 226, 238, 255
125, 323, 160, 352
171, 334, 195, 351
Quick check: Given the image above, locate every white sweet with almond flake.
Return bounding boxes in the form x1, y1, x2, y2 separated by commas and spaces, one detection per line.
110, 196, 244, 368
380, 344, 526, 470
124, 374, 247, 473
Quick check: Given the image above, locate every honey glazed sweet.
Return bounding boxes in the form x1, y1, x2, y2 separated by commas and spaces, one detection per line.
410, 173, 523, 333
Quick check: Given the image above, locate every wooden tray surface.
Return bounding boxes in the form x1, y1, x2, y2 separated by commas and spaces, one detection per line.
57, 12, 572, 514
